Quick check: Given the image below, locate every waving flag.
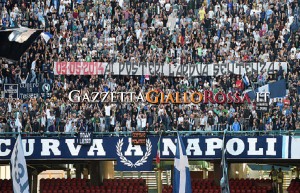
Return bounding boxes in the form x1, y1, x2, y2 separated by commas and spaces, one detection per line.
245, 80, 287, 100
156, 132, 162, 169
8, 27, 37, 43
243, 89, 256, 100
0, 28, 42, 61
10, 135, 30, 193
173, 132, 192, 193
256, 79, 286, 98
242, 74, 250, 87
41, 32, 53, 43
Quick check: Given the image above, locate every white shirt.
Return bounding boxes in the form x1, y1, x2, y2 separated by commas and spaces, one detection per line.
31, 60, 36, 70
204, 82, 210, 88
126, 119, 131, 129
178, 116, 184, 124
165, 3, 171, 11
253, 31, 260, 42
59, 4, 65, 15
238, 21, 244, 31
158, 108, 164, 116
296, 52, 300, 59
137, 117, 142, 127
135, 28, 142, 38
41, 116, 46, 126
159, 0, 165, 6
214, 116, 219, 124
208, 10, 214, 18
291, 47, 297, 53
46, 109, 51, 119
100, 117, 105, 127
48, 116, 55, 125
65, 120, 72, 132
250, 9, 261, 16
252, 110, 257, 119
200, 117, 206, 125
63, 0, 71, 4
8, 103, 12, 113
105, 105, 111, 116
141, 118, 147, 128
110, 116, 115, 125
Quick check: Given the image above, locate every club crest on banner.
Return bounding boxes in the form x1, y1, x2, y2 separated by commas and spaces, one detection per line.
42, 83, 51, 92
116, 138, 152, 169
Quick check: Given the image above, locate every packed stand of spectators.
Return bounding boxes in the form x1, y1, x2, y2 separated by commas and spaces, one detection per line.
0, 0, 300, 134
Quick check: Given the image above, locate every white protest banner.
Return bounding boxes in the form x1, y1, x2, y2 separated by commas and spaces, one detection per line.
54, 62, 288, 76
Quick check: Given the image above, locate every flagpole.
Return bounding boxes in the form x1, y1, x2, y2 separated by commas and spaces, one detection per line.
220, 129, 230, 193
157, 168, 162, 193
157, 131, 163, 193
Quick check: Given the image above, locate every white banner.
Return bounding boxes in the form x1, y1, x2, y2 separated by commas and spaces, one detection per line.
10, 135, 29, 193
291, 137, 300, 159
54, 62, 288, 77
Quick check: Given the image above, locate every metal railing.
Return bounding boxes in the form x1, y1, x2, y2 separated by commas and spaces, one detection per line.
0, 130, 300, 137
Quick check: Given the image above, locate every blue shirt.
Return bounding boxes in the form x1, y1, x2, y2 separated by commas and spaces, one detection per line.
285, 108, 292, 116
232, 122, 240, 131
266, 9, 273, 20
140, 76, 145, 85
228, 2, 233, 10
260, 11, 266, 21
2, 18, 7, 27
266, 117, 272, 124
103, 86, 109, 92
277, 102, 284, 111
229, 108, 235, 117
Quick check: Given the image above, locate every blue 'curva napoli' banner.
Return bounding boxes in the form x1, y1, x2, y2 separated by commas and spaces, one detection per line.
0, 136, 299, 171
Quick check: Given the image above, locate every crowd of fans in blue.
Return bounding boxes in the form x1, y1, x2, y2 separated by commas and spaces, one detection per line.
0, 0, 300, 134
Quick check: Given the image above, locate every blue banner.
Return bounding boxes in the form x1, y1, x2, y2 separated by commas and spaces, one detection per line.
115, 138, 155, 171
19, 83, 39, 99
6, 83, 53, 100
0, 136, 298, 171
3, 84, 18, 99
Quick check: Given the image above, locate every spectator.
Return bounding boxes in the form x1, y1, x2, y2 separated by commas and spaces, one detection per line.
277, 168, 284, 193
232, 118, 241, 132
269, 166, 278, 193
207, 112, 214, 131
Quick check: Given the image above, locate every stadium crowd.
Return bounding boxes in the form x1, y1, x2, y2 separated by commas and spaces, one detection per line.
0, 0, 300, 134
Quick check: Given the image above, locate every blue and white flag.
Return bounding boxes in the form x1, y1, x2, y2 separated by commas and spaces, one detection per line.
242, 74, 250, 87
0, 28, 42, 61
8, 27, 37, 43
10, 135, 29, 193
220, 129, 230, 193
41, 32, 53, 43
243, 89, 256, 100
256, 79, 286, 98
257, 84, 269, 93
173, 132, 192, 193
